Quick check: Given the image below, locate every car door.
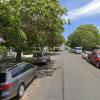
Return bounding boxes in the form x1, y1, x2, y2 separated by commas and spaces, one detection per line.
91, 52, 94, 61
91, 52, 96, 63
19, 64, 31, 85
26, 64, 36, 81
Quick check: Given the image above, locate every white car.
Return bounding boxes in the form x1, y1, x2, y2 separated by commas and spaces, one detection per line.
74, 47, 82, 54
82, 51, 92, 59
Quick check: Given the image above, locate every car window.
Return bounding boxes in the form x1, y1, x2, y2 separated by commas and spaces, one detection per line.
75, 48, 82, 50
20, 64, 33, 74
0, 73, 6, 83
11, 68, 20, 78
33, 53, 43, 57
20, 64, 27, 73
98, 53, 100, 57
26, 64, 33, 70
86, 52, 91, 54
44, 53, 47, 56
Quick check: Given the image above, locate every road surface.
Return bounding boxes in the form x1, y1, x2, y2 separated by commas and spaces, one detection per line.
12, 47, 100, 100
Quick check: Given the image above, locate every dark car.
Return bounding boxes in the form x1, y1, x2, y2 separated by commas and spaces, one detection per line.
65, 46, 68, 50
0, 62, 38, 100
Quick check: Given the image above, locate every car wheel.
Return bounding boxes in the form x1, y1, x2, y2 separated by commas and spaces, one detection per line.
35, 69, 39, 77
88, 58, 91, 63
45, 60, 47, 65
82, 55, 83, 58
17, 84, 25, 98
96, 62, 99, 68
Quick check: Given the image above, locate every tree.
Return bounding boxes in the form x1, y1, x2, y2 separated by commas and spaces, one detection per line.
0, 1, 27, 62
67, 24, 99, 50
0, 0, 68, 62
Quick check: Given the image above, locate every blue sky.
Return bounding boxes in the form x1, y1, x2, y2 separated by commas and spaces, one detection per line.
58, 0, 100, 40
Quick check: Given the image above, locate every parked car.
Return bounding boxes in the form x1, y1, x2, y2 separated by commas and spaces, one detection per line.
74, 47, 82, 54
0, 62, 38, 100
65, 46, 68, 50
32, 52, 50, 65
88, 51, 100, 68
55, 47, 60, 51
82, 51, 92, 59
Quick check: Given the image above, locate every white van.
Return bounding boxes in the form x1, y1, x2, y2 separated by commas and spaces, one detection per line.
74, 47, 82, 54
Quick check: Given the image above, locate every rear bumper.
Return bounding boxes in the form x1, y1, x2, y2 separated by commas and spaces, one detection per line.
33, 60, 45, 63
0, 92, 15, 100
0, 89, 16, 100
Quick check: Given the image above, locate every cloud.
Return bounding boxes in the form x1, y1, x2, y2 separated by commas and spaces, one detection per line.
97, 26, 100, 31
63, 0, 100, 21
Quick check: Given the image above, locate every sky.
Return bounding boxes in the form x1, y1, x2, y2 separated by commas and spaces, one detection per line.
58, 0, 100, 40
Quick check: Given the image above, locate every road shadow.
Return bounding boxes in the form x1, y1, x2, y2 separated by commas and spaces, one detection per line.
68, 50, 75, 53
86, 60, 100, 69
37, 60, 61, 79
49, 53, 60, 56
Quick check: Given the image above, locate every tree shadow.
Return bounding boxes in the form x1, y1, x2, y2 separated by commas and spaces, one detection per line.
86, 60, 100, 69
49, 53, 60, 56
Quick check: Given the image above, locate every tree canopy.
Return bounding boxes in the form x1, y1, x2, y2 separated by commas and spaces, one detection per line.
0, 0, 68, 62
66, 24, 100, 50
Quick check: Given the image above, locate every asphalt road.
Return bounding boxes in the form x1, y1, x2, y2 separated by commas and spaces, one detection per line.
63, 49, 100, 100
12, 47, 100, 100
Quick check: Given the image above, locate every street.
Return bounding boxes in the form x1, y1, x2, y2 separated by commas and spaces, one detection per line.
12, 47, 100, 100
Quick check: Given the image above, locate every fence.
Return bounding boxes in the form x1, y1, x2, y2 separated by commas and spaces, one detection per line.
0, 51, 16, 61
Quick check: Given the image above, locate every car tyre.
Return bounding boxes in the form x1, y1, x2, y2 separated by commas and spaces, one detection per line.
17, 84, 25, 98
96, 62, 99, 68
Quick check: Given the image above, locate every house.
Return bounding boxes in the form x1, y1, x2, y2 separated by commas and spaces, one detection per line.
0, 38, 16, 61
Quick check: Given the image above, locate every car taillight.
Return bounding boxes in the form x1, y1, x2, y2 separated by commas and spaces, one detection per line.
0, 84, 12, 90
43, 58, 45, 60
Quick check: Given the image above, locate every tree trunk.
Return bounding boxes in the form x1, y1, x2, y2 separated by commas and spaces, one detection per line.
16, 51, 21, 62
39, 45, 44, 52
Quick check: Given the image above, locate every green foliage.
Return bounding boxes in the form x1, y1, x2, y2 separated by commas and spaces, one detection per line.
0, 0, 68, 61
0, 46, 7, 55
67, 24, 99, 50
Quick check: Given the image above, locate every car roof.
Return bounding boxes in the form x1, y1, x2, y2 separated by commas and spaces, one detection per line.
0, 62, 27, 73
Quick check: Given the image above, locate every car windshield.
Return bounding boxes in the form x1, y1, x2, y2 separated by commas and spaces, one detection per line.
98, 53, 100, 57
33, 53, 43, 57
75, 48, 82, 50
86, 52, 91, 54
0, 73, 6, 83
